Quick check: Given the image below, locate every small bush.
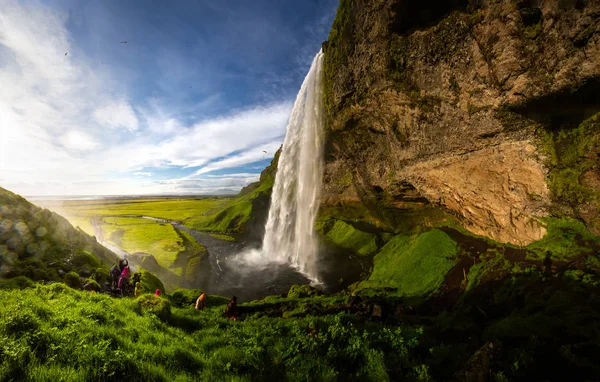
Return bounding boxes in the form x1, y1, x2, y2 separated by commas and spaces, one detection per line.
139, 270, 165, 294
169, 288, 203, 307
288, 285, 320, 299
0, 276, 35, 290
63, 271, 82, 289
92, 268, 110, 284
82, 278, 101, 292
137, 294, 171, 321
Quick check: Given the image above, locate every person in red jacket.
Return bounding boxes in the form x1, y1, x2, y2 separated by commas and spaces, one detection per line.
225, 296, 238, 320
154, 289, 162, 297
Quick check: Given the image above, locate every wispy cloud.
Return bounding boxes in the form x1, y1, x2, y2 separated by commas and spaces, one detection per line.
0, 0, 335, 196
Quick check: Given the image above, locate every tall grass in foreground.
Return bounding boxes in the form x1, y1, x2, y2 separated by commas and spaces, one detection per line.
0, 284, 427, 381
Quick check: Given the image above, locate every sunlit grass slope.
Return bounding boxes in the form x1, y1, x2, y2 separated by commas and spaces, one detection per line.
0, 284, 428, 381
358, 230, 458, 298
100, 218, 184, 270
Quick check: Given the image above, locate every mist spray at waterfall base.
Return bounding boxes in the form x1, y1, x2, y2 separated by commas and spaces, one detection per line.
236, 50, 325, 284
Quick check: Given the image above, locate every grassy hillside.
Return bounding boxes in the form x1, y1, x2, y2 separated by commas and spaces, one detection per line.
2, 271, 600, 381
358, 230, 458, 299
100, 218, 185, 270
0, 187, 118, 284
184, 149, 280, 236
0, 284, 428, 381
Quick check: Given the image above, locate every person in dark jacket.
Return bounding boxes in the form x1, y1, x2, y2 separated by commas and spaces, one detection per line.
225, 296, 238, 320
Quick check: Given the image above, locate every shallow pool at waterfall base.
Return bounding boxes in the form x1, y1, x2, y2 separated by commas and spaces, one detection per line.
196, 247, 366, 302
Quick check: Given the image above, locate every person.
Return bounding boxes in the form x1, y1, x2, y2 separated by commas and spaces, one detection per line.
134, 282, 143, 297
131, 273, 141, 290
110, 264, 121, 290
119, 266, 131, 297
154, 289, 162, 297
195, 292, 207, 310
225, 296, 238, 320
119, 258, 128, 272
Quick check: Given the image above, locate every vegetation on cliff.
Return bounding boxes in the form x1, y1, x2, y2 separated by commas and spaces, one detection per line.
0, 187, 118, 284
185, 149, 280, 236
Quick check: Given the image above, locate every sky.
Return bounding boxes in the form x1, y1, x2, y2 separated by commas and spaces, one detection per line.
0, 0, 337, 196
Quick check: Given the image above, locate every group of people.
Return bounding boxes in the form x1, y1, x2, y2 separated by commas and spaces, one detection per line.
195, 292, 238, 320
110, 259, 143, 297
111, 258, 238, 318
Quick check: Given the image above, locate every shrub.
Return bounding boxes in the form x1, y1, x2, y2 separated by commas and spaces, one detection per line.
137, 294, 171, 321
82, 278, 101, 292
0, 276, 35, 290
288, 285, 320, 299
92, 268, 110, 284
139, 270, 165, 294
169, 288, 203, 307
63, 271, 82, 289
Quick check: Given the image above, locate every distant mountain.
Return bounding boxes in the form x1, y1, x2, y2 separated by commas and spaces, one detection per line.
0, 186, 118, 284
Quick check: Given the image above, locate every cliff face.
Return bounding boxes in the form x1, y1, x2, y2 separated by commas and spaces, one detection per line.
322, 0, 600, 244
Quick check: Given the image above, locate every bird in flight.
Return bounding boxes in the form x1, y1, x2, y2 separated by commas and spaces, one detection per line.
259, 49, 264, 53
120, 41, 128, 44
64, 52, 68, 56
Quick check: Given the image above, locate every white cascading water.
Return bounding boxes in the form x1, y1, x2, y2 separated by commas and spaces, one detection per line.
242, 50, 325, 283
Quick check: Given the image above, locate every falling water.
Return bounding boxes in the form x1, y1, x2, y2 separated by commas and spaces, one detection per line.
245, 50, 325, 282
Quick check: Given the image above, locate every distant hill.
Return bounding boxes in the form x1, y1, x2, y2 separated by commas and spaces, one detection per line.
184, 148, 281, 240
0, 186, 118, 285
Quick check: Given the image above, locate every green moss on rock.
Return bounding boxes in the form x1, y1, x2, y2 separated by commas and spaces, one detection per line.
320, 220, 379, 256
359, 229, 458, 298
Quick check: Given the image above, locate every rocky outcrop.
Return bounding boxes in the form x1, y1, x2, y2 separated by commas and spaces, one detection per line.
322, 0, 600, 244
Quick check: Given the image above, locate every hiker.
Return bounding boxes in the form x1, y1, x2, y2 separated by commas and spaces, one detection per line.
119, 266, 131, 297
154, 289, 162, 297
131, 273, 141, 289
119, 258, 128, 272
110, 264, 121, 290
134, 282, 143, 297
195, 292, 207, 310
225, 296, 238, 320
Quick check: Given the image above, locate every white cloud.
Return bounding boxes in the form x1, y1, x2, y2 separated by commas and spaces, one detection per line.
0, 0, 293, 196
188, 141, 281, 177
93, 100, 139, 131
61, 131, 98, 151
133, 172, 152, 177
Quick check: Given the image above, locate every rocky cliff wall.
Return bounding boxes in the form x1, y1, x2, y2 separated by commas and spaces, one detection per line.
322, 0, 600, 244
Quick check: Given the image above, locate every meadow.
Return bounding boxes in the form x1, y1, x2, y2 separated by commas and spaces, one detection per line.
35, 198, 233, 276
38, 198, 232, 234
0, 284, 428, 381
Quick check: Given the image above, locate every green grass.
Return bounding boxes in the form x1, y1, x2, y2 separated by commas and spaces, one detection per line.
359, 230, 459, 298
186, 179, 273, 233
100, 220, 184, 270
102, 217, 155, 225
318, 220, 378, 256
0, 284, 428, 381
64, 216, 95, 236
209, 233, 236, 242
526, 217, 600, 261
40, 198, 231, 222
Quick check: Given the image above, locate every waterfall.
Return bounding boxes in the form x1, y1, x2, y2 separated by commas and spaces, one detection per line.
244, 50, 325, 283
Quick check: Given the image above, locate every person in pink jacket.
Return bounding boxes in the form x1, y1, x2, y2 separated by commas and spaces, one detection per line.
119, 266, 131, 297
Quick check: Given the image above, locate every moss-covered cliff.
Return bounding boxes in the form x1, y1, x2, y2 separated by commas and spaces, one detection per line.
322, 0, 600, 246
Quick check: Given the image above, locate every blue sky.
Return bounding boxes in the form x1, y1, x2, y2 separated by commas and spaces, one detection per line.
0, 0, 337, 195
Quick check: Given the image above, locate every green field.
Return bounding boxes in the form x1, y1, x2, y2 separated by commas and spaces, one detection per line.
100, 218, 185, 270
35, 198, 233, 274
39, 198, 231, 222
